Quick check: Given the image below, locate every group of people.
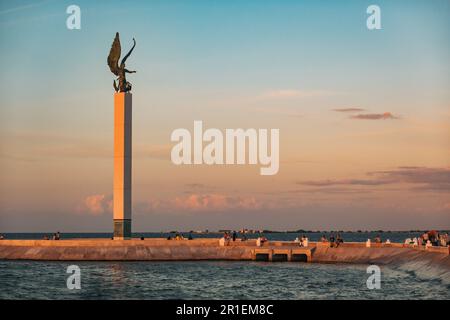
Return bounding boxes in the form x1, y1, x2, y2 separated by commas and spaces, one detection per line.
167, 232, 193, 240
223, 231, 247, 242
3, 230, 448, 248
43, 232, 61, 240
219, 231, 254, 246
320, 234, 344, 247
295, 235, 309, 247
405, 231, 449, 247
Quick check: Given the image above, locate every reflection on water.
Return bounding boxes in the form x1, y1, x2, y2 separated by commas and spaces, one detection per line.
0, 260, 449, 300
108, 264, 127, 285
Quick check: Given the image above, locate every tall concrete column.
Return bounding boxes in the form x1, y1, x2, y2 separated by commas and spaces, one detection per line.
113, 92, 132, 239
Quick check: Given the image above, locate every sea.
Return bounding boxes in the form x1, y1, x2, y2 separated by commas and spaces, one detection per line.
0, 232, 449, 300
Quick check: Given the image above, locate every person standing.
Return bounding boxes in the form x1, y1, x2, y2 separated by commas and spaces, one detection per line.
329, 234, 335, 248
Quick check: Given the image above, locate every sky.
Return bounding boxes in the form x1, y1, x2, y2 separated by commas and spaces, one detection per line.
0, 0, 449, 232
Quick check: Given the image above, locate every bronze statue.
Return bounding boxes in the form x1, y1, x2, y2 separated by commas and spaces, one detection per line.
107, 32, 136, 92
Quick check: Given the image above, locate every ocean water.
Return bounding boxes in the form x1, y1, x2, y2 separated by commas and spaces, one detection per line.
0, 260, 449, 300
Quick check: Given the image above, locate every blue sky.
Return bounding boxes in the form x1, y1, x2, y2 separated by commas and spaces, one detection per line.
1, 0, 449, 131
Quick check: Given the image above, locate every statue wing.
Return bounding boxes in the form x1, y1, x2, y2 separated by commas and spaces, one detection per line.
107, 32, 121, 76
120, 38, 136, 66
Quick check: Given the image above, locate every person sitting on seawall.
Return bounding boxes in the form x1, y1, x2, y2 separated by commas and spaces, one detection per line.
176, 233, 185, 240
404, 237, 417, 246
320, 235, 328, 243
55, 232, 61, 240
232, 230, 237, 242
329, 234, 336, 248
440, 233, 449, 247
188, 233, 193, 240
431, 232, 439, 246
295, 235, 304, 247
335, 234, 343, 247
261, 235, 268, 244
256, 235, 268, 247
220, 233, 230, 246
424, 230, 441, 246
301, 235, 309, 247
433, 233, 447, 247
373, 235, 382, 244
294, 234, 304, 244
0, 234, 4, 240
421, 232, 429, 245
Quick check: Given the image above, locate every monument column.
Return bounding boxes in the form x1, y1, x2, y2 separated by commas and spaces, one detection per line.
113, 92, 132, 239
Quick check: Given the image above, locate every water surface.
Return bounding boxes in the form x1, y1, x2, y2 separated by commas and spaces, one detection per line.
1, 260, 448, 300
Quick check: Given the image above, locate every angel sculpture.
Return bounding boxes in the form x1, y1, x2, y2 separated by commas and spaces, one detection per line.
107, 32, 136, 92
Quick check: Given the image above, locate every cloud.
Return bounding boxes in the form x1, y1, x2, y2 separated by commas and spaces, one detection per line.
77, 194, 112, 215
299, 179, 392, 187
350, 112, 399, 120
369, 167, 450, 191
174, 194, 260, 211
298, 167, 450, 192
333, 108, 365, 112
133, 193, 262, 214
286, 188, 372, 194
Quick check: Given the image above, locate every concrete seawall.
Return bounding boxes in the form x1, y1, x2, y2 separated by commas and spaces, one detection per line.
0, 239, 251, 261
0, 239, 448, 268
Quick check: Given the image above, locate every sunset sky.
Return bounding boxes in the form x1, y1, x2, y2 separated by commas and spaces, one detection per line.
0, 0, 449, 232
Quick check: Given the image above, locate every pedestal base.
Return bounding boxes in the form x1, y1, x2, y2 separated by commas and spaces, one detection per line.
114, 219, 131, 240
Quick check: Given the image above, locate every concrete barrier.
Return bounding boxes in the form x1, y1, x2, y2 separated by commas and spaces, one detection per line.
0, 239, 448, 270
